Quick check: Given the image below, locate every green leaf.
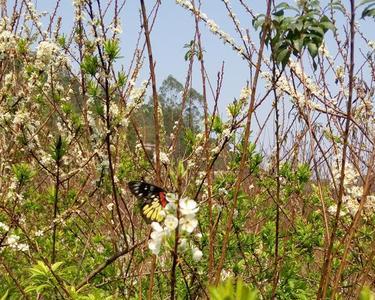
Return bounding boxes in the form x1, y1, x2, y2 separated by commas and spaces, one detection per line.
117, 71, 127, 87
57, 35, 66, 47
276, 48, 290, 64
361, 4, 375, 18
212, 116, 223, 134
103, 39, 122, 61
293, 38, 303, 52
307, 42, 318, 57
81, 55, 98, 76
313, 60, 317, 71
12, 163, 34, 185
309, 26, 325, 37
329, 1, 345, 13
320, 15, 335, 31
296, 163, 311, 183
357, 0, 375, 8
359, 286, 375, 300
273, 10, 285, 17
52, 261, 64, 271
17, 38, 28, 54
1, 290, 9, 300
252, 15, 265, 30
50, 135, 67, 162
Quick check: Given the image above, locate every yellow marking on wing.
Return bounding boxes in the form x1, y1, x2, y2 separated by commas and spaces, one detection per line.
142, 200, 165, 221
156, 213, 163, 222
143, 205, 152, 215
146, 209, 154, 219
157, 207, 164, 222
151, 206, 161, 221
150, 210, 157, 221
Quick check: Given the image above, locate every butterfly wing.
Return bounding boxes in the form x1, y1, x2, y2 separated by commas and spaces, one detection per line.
128, 181, 167, 223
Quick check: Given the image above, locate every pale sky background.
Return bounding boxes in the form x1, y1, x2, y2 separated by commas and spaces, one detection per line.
12, 0, 375, 150
35, 0, 267, 113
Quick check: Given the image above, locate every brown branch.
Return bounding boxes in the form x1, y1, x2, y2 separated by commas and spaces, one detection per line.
140, 0, 161, 185
76, 240, 146, 290
213, 0, 272, 285
318, 1, 356, 298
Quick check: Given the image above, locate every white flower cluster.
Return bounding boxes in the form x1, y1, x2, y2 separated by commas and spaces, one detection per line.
129, 80, 148, 105
157, 151, 170, 165
226, 86, 251, 118
6, 234, 29, 252
318, 43, 331, 58
0, 30, 17, 56
35, 40, 67, 70
328, 162, 375, 217
148, 193, 202, 261
336, 65, 345, 82
175, 0, 244, 56
239, 86, 251, 101
261, 68, 322, 111
36, 41, 59, 64
0, 221, 9, 232
211, 127, 233, 156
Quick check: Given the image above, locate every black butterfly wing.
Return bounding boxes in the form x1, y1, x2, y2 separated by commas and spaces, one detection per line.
128, 181, 167, 223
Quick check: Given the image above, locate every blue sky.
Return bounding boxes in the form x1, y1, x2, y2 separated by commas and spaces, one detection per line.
25, 0, 375, 151
35, 0, 266, 115
33, 1, 374, 108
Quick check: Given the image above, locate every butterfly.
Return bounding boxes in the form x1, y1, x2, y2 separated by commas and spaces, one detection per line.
128, 181, 167, 223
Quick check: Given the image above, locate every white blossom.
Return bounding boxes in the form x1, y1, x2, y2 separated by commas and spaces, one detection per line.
0, 222, 9, 232
166, 193, 178, 203
35, 230, 44, 237
147, 193, 201, 257
195, 146, 204, 155
159, 152, 170, 165
207, 19, 219, 33
164, 214, 178, 230
107, 203, 114, 211
148, 222, 165, 255
180, 214, 198, 233
179, 198, 199, 215
192, 247, 203, 261
36, 41, 60, 63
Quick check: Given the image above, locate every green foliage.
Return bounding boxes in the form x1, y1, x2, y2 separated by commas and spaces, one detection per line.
81, 55, 99, 76
103, 39, 121, 61
254, 1, 335, 68
209, 279, 259, 300
12, 163, 34, 185
25, 261, 65, 294
1, 2, 374, 299
57, 35, 66, 47
0, 290, 9, 300
50, 135, 67, 162
67, 286, 114, 300
117, 71, 127, 87
230, 142, 263, 174
183, 40, 202, 61
360, 286, 375, 300
17, 38, 28, 55
358, 0, 375, 19
212, 116, 224, 134
24, 261, 114, 299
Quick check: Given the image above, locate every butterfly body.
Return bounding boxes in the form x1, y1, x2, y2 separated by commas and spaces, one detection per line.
128, 181, 167, 223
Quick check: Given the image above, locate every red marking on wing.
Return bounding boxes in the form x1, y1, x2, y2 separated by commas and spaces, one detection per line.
159, 192, 167, 207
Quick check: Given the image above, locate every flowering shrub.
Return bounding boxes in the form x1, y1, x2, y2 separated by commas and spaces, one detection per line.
0, 0, 374, 299
148, 193, 202, 261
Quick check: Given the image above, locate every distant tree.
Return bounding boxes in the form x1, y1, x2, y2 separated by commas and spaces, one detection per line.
141, 75, 204, 157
